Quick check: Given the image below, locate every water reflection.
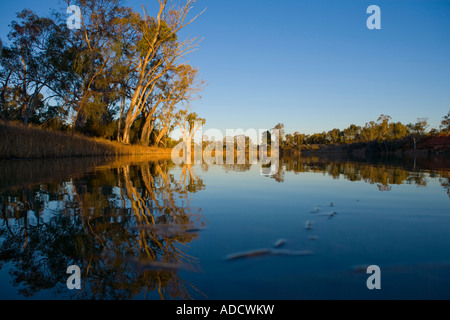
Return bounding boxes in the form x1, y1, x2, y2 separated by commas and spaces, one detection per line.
195, 153, 446, 193
0, 157, 205, 299
213, 154, 449, 194
277, 155, 450, 194
0, 153, 449, 300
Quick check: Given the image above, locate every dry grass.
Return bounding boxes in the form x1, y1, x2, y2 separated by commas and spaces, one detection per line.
0, 121, 172, 159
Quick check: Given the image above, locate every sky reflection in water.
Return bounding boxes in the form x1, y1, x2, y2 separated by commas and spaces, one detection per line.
0, 154, 449, 299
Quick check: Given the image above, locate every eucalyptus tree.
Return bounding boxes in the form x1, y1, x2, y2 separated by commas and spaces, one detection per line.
59, 0, 134, 132
120, 0, 203, 144
407, 118, 429, 151
441, 111, 450, 133
173, 110, 205, 162
0, 10, 72, 125
142, 64, 203, 146
343, 124, 361, 142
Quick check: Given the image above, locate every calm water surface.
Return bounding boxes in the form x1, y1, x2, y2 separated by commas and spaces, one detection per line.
0, 154, 449, 299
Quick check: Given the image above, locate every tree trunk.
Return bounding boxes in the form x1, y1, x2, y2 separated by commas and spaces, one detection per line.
117, 96, 125, 142
122, 114, 135, 144
140, 115, 154, 145
0, 70, 12, 119
23, 86, 41, 125
122, 84, 143, 144
184, 137, 192, 164
155, 126, 169, 147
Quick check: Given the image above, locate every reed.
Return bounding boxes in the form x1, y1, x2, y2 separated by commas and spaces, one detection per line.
0, 121, 172, 159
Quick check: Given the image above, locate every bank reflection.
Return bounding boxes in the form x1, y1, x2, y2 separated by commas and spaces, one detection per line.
280, 155, 449, 193
0, 159, 205, 299
215, 154, 450, 194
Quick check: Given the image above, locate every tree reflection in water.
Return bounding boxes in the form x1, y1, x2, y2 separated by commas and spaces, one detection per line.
215, 154, 450, 192
0, 154, 448, 299
0, 159, 205, 299
278, 155, 450, 193
216, 154, 449, 193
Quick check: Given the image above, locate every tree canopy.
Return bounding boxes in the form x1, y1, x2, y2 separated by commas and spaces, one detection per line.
0, 0, 205, 147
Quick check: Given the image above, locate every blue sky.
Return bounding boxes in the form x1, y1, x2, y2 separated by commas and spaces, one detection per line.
1, 0, 449, 134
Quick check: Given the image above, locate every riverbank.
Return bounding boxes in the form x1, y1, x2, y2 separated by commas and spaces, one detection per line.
295, 134, 450, 156
0, 121, 172, 159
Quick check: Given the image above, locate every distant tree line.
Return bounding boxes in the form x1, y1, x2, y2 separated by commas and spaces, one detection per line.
277, 112, 450, 153
198, 112, 449, 154
0, 0, 205, 147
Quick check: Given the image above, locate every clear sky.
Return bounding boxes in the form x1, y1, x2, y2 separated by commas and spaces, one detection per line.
1, 0, 449, 134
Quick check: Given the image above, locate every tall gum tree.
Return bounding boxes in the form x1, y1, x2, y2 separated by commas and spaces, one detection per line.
63, 0, 131, 131
121, 0, 203, 144
141, 64, 203, 146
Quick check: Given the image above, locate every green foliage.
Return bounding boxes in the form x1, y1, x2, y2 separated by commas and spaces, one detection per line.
0, 0, 203, 147
277, 114, 442, 153
440, 111, 450, 133
407, 118, 429, 136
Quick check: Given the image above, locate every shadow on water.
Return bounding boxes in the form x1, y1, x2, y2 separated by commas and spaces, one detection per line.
0, 155, 206, 299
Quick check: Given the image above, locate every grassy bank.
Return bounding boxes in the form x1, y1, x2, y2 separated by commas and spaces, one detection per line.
0, 121, 172, 159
